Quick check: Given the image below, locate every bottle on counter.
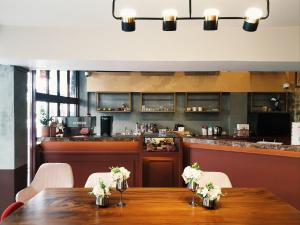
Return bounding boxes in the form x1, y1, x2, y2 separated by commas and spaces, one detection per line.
202, 125, 208, 136
208, 126, 213, 136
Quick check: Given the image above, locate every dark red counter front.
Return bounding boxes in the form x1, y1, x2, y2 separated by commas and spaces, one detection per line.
184, 142, 300, 210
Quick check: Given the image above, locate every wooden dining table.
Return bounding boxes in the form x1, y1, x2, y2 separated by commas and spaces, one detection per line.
2, 188, 300, 225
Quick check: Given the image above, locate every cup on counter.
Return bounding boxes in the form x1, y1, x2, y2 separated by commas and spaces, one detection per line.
186, 107, 192, 112
198, 107, 203, 112
192, 107, 197, 112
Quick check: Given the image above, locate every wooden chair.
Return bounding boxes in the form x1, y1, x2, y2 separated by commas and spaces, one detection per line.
16, 163, 74, 203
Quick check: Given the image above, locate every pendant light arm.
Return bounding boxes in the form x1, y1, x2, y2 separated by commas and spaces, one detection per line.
112, 0, 270, 21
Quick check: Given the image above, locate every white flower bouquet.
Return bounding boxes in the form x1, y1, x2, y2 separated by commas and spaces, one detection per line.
110, 167, 131, 182
197, 182, 222, 201
182, 162, 203, 184
89, 179, 111, 198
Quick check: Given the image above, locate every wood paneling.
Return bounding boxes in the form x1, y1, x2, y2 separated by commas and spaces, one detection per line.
142, 157, 176, 187
184, 145, 300, 210
0, 164, 27, 214
87, 71, 296, 93
2, 188, 300, 225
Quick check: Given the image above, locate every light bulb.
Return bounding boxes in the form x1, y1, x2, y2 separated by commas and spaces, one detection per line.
162, 9, 178, 20
245, 8, 263, 20
204, 8, 220, 17
120, 8, 136, 18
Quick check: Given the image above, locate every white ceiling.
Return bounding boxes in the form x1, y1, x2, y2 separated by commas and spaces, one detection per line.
0, 0, 299, 71
0, 0, 299, 27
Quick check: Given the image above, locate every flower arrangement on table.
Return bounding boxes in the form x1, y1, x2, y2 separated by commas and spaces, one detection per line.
110, 167, 130, 207
89, 179, 111, 207
110, 167, 131, 182
197, 182, 223, 209
182, 162, 203, 206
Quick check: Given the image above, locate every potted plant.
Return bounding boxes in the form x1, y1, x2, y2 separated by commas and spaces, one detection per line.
39, 109, 52, 137
110, 167, 130, 207
197, 182, 223, 209
182, 162, 203, 206
89, 179, 111, 207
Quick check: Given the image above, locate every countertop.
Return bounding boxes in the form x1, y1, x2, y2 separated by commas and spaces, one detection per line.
38, 134, 300, 152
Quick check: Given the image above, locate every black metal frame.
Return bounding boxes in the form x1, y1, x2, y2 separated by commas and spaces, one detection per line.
112, 0, 270, 21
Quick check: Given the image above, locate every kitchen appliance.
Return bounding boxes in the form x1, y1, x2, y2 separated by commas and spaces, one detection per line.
63, 116, 96, 136
213, 126, 222, 136
291, 122, 300, 145
101, 116, 113, 137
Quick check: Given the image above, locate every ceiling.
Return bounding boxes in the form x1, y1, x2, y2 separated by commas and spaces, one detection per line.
0, 0, 299, 71
0, 0, 299, 27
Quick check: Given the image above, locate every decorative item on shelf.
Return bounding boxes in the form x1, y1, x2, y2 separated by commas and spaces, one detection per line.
89, 179, 111, 208
197, 182, 223, 210
40, 109, 52, 137
110, 167, 130, 207
269, 95, 281, 111
182, 163, 203, 207
112, 0, 270, 32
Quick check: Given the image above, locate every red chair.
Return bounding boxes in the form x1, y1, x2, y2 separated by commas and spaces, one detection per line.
1, 202, 24, 222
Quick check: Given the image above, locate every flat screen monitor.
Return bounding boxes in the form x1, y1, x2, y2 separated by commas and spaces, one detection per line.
257, 113, 291, 136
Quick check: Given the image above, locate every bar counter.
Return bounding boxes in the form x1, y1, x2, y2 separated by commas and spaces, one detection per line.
37, 134, 300, 210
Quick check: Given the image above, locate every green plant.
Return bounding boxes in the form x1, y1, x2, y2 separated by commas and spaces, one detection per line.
40, 109, 51, 126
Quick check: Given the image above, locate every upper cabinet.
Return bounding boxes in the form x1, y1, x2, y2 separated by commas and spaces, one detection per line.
184, 92, 222, 113
96, 92, 132, 112
248, 92, 289, 113
140, 93, 176, 113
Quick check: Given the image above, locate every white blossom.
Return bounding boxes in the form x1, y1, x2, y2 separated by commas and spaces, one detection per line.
197, 182, 222, 200
91, 179, 111, 198
110, 167, 131, 182
182, 166, 203, 184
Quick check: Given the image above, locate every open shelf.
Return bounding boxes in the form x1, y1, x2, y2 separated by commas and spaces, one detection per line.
96, 92, 132, 112
184, 92, 221, 113
248, 92, 289, 113
140, 93, 176, 113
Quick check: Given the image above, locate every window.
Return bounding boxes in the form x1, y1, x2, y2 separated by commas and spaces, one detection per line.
34, 70, 79, 137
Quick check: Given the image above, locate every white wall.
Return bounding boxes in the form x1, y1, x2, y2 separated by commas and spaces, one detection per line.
0, 0, 299, 70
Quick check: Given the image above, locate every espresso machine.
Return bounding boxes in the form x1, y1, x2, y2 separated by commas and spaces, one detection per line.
101, 116, 113, 137
62, 116, 96, 136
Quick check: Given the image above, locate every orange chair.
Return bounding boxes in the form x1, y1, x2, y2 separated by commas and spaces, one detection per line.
1, 202, 24, 222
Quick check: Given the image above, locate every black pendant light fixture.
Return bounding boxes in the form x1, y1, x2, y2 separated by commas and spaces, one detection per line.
203, 9, 219, 31
112, 0, 270, 32
120, 8, 136, 32
162, 9, 177, 31
243, 8, 263, 32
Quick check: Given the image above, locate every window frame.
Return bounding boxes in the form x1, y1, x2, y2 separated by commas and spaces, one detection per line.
35, 70, 80, 117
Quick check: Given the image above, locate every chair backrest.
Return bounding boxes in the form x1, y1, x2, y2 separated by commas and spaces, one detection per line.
31, 163, 74, 191
84, 172, 114, 188
1, 202, 24, 222
198, 172, 232, 188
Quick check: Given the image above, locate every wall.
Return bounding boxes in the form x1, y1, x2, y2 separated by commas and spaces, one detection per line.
87, 93, 233, 135
81, 72, 297, 135
0, 65, 28, 213
87, 71, 295, 92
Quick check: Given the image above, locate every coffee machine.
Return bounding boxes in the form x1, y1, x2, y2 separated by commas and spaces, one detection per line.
63, 116, 96, 136
101, 116, 113, 137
